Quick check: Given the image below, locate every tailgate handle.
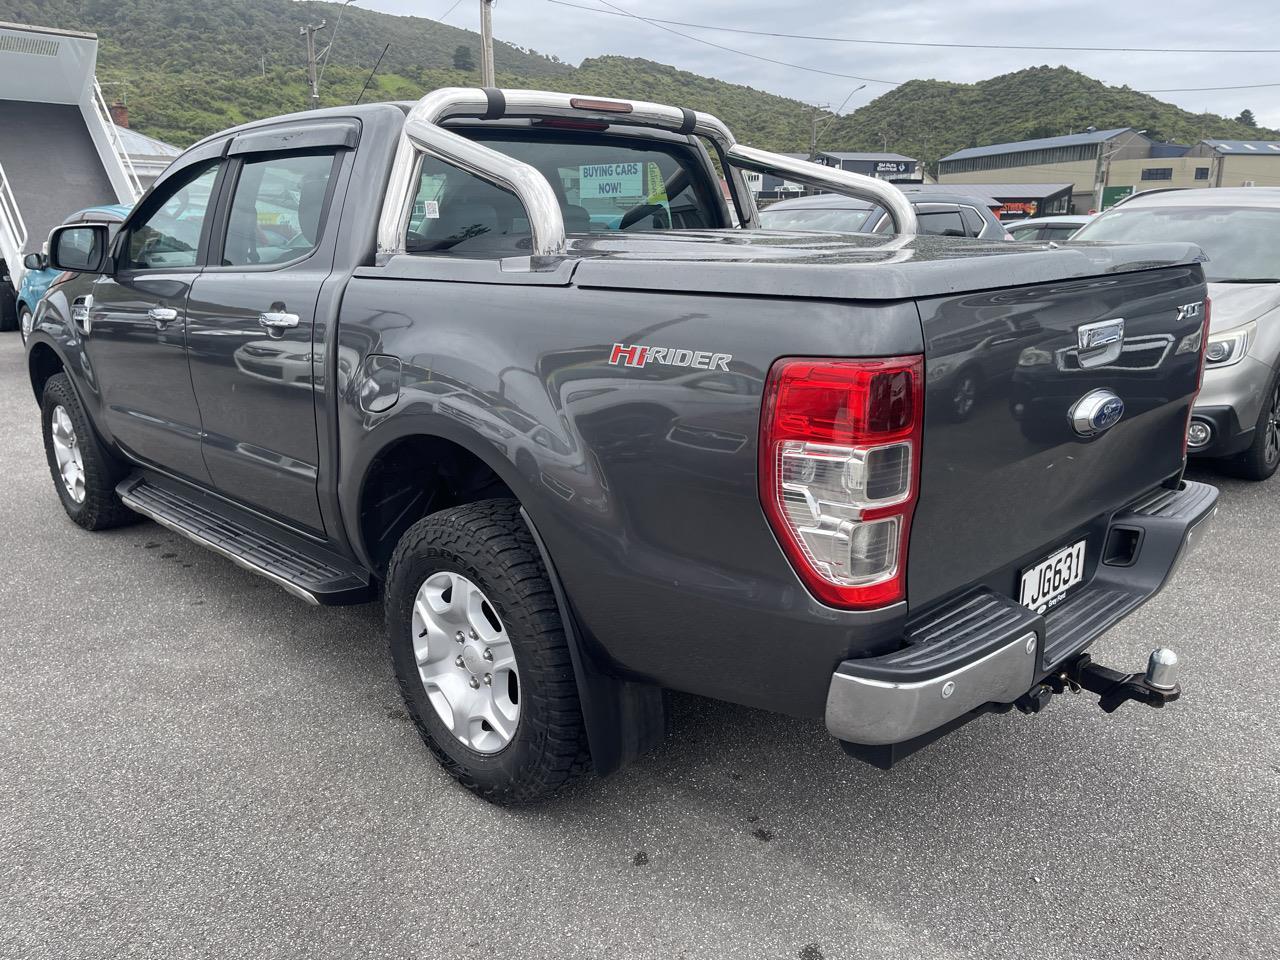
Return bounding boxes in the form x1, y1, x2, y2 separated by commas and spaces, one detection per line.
1076, 318, 1125, 369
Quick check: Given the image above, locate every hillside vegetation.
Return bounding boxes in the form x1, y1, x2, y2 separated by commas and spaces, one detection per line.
826, 67, 1279, 170
0, 0, 1272, 167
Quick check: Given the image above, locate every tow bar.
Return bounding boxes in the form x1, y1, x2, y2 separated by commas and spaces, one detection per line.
1016, 648, 1181, 714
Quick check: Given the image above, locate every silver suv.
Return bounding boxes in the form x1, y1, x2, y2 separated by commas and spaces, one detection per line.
1074, 187, 1280, 480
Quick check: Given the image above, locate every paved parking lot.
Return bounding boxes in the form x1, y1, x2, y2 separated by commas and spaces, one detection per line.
1, 335, 1277, 960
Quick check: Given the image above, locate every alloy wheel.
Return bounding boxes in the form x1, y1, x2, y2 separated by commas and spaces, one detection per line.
953, 376, 977, 418
19, 307, 33, 344
50, 405, 86, 504
1267, 382, 1280, 467
410, 571, 520, 754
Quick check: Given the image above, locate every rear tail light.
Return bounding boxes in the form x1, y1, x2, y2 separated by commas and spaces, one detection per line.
759, 356, 923, 609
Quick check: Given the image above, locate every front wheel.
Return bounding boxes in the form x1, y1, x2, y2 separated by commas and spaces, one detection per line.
40, 373, 136, 529
384, 499, 591, 804
1225, 371, 1280, 481
19, 305, 33, 344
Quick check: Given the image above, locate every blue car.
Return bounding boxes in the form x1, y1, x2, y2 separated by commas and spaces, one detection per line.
18, 203, 131, 344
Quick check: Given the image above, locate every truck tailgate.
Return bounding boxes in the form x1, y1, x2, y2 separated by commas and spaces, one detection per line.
908, 263, 1206, 610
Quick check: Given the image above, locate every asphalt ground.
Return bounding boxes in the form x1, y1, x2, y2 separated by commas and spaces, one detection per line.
1, 334, 1277, 960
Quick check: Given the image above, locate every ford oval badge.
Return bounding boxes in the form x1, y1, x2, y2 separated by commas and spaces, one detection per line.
1069, 389, 1125, 437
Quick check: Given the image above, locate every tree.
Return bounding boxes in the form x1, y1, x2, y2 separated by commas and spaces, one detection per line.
453, 45, 474, 72
1238, 109, 1258, 128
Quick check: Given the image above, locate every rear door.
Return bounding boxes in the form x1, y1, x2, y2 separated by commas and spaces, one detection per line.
185, 124, 352, 533
909, 264, 1207, 609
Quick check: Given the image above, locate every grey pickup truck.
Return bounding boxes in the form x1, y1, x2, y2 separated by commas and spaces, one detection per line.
27, 88, 1218, 803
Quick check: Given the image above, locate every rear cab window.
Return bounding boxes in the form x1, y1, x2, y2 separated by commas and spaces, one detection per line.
405, 129, 725, 255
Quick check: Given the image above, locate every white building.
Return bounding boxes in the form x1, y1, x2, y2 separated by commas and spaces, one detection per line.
0, 20, 146, 297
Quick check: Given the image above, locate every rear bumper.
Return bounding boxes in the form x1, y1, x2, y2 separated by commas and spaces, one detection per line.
824, 479, 1218, 747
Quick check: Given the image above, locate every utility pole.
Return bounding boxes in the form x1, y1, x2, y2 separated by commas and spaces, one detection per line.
301, 19, 326, 108
807, 103, 830, 162
479, 0, 496, 87
804, 103, 829, 196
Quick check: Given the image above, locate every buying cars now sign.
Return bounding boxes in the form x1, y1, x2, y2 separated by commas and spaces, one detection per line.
579, 162, 644, 198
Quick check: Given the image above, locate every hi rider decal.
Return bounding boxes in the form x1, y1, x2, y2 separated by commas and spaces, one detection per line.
608, 343, 732, 372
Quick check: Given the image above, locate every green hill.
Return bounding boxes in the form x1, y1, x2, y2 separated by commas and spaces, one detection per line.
828, 66, 1279, 173
0, 1, 1271, 167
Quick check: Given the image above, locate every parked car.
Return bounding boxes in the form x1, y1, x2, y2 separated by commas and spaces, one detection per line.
1004, 215, 1093, 242
27, 89, 1215, 803
1073, 187, 1280, 480
16, 204, 130, 344
760, 190, 1011, 240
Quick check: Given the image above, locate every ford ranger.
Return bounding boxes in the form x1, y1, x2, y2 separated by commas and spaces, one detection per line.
26, 88, 1218, 803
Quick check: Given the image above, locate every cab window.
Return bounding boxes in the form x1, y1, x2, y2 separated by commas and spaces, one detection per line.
123, 163, 220, 270
405, 131, 724, 254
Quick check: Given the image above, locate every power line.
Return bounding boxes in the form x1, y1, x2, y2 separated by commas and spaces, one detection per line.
583, 0, 902, 85
316, 0, 356, 86
545, 0, 1280, 54
549, 0, 1280, 97
436, 0, 466, 23
1142, 81, 1280, 92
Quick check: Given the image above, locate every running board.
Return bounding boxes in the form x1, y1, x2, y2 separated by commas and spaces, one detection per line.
116, 474, 374, 606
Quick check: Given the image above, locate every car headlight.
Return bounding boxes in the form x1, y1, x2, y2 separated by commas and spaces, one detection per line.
1017, 347, 1053, 367
1204, 321, 1255, 367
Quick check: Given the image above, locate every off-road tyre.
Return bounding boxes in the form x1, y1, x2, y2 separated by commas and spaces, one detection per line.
385, 499, 592, 804
40, 373, 136, 530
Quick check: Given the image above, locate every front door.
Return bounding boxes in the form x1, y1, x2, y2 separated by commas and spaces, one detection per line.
85, 160, 222, 483
186, 147, 341, 534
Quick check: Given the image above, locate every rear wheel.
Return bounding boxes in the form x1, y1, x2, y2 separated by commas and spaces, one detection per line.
384, 499, 591, 804
40, 374, 136, 529
1225, 371, 1280, 481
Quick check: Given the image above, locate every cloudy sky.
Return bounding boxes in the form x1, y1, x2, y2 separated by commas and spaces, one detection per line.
357, 0, 1280, 129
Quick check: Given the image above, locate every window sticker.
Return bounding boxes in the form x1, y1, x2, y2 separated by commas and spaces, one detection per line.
578, 161, 644, 199
423, 200, 440, 219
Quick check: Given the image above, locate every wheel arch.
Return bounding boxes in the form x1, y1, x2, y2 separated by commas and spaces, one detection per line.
354, 430, 522, 578
27, 341, 65, 405
354, 426, 666, 778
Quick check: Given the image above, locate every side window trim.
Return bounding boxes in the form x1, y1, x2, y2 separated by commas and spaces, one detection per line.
113, 158, 229, 275
203, 148, 344, 273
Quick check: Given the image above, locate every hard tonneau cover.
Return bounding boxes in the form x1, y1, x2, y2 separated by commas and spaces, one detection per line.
568, 231, 1206, 300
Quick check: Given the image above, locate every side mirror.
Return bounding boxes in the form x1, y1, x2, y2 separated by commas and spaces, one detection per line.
47, 223, 111, 274
22, 252, 48, 271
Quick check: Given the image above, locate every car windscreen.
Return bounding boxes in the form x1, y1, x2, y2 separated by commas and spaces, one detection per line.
468, 131, 724, 233
1074, 205, 1280, 282
758, 206, 876, 232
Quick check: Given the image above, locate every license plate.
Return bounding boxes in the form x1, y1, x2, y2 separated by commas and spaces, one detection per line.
1019, 539, 1086, 613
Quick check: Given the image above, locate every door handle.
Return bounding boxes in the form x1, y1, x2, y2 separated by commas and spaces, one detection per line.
258, 310, 300, 333
148, 306, 179, 328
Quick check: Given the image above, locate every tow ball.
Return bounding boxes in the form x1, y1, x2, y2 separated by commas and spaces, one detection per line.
1016, 648, 1181, 714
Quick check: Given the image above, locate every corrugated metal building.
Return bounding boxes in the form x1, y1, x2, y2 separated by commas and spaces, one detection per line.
938, 127, 1151, 213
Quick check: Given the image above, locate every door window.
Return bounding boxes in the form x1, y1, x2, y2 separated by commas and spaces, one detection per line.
222, 152, 336, 267
916, 209, 967, 237
123, 163, 220, 270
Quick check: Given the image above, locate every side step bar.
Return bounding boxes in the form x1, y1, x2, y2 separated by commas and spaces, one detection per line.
117, 474, 375, 606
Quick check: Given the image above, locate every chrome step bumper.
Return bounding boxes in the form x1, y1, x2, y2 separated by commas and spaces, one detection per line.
825, 480, 1218, 748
